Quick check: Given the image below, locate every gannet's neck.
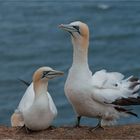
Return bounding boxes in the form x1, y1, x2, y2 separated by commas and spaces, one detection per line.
33, 81, 48, 99
72, 37, 89, 69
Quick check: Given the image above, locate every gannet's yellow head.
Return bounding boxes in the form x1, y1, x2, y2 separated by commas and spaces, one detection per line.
33, 66, 64, 83
33, 67, 64, 96
59, 21, 89, 48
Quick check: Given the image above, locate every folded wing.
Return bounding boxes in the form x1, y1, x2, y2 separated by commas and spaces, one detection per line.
91, 70, 140, 105
17, 83, 34, 113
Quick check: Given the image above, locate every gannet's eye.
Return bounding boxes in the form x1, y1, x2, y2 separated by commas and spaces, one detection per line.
72, 25, 79, 31
43, 71, 50, 75
42, 71, 51, 78
72, 25, 80, 34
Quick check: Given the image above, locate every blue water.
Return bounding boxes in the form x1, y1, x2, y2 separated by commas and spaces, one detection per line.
0, 1, 140, 126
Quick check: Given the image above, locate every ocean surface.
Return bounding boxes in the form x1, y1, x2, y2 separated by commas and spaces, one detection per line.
0, 0, 140, 126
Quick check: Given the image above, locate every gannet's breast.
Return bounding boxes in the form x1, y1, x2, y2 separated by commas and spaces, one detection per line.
14, 82, 57, 130
23, 91, 57, 130
48, 92, 57, 116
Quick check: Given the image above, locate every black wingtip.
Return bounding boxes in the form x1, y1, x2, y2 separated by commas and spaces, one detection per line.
112, 97, 140, 106
129, 76, 139, 82
127, 111, 138, 118
114, 106, 138, 118
129, 82, 140, 89
18, 78, 30, 86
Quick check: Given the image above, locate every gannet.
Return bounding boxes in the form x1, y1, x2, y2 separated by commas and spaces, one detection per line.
59, 21, 140, 129
11, 67, 64, 131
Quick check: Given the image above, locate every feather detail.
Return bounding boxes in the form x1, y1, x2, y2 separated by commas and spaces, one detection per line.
112, 97, 140, 106
114, 106, 138, 118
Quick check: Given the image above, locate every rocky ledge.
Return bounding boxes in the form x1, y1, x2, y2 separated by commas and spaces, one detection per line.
0, 124, 140, 139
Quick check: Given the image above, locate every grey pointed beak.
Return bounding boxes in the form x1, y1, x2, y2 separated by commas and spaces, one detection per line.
46, 70, 64, 79
59, 24, 78, 33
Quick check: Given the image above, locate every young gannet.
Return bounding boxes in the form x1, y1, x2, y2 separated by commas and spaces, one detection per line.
59, 21, 140, 129
11, 67, 64, 131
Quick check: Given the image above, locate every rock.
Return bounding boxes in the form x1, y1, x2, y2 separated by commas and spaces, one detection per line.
0, 124, 140, 139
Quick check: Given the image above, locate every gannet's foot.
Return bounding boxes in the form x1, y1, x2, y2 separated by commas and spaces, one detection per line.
15, 125, 32, 134
47, 125, 56, 130
89, 125, 104, 131
74, 124, 82, 128
15, 125, 25, 132
74, 116, 82, 128
89, 119, 104, 131
15, 126, 23, 134
24, 126, 33, 134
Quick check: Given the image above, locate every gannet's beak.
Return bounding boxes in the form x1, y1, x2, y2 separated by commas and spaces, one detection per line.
42, 70, 64, 79
59, 24, 79, 33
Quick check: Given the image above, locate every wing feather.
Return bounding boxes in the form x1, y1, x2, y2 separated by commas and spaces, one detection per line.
17, 83, 34, 113
91, 70, 140, 104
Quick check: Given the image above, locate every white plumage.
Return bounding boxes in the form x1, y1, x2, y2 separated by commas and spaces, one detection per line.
59, 21, 140, 128
11, 67, 63, 131
91, 70, 139, 104
17, 83, 34, 113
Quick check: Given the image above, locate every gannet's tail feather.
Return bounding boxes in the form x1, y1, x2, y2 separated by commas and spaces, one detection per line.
114, 106, 138, 118
111, 77, 140, 106
112, 97, 140, 106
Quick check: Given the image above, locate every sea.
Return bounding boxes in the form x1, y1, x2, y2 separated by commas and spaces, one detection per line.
0, 0, 140, 127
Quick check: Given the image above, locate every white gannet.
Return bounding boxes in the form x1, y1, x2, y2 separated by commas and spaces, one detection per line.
59, 21, 140, 129
11, 67, 63, 131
